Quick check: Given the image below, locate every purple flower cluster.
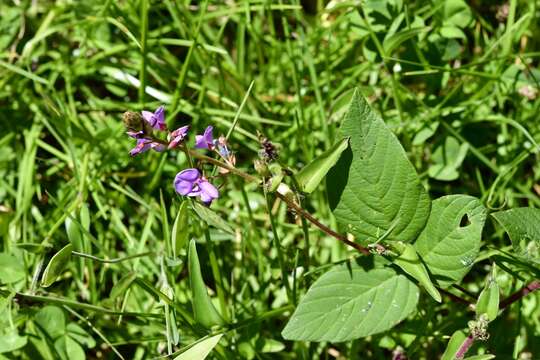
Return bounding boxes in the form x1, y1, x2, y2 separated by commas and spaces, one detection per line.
125, 105, 233, 206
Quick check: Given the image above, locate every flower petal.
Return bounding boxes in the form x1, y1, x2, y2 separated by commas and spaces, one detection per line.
151, 143, 166, 152
176, 168, 200, 181
195, 135, 208, 149
174, 179, 193, 195
195, 126, 214, 149
204, 126, 214, 143
199, 179, 219, 200
168, 125, 190, 148
141, 110, 154, 125
130, 139, 152, 156
153, 106, 166, 131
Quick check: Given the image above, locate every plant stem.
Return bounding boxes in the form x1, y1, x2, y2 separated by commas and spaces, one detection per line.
72, 251, 155, 264
265, 191, 293, 304
454, 280, 540, 359
500, 279, 540, 309
151, 138, 371, 254
275, 193, 371, 255
455, 335, 475, 359
8, 291, 162, 319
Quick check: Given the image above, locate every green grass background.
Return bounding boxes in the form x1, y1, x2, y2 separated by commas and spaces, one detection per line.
0, 0, 539, 359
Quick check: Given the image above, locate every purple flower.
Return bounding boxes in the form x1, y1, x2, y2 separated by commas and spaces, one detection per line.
130, 138, 165, 156
168, 125, 190, 149
142, 106, 167, 131
195, 126, 215, 150
174, 168, 219, 205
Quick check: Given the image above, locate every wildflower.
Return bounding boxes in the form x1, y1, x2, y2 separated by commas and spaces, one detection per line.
130, 138, 165, 156
168, 125, 190, 148
174, 168, 219, 205
142, 106, 167, 131
195, 126, 215, 150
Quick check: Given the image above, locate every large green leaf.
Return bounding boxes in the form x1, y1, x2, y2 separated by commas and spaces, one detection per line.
327, 89, 431, 245
491, 207, 540, 264
415, 195, 486, 287
281, 259, 419, 342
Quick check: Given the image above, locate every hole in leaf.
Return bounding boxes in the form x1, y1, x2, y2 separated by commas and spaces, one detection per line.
459, 214, 470, 227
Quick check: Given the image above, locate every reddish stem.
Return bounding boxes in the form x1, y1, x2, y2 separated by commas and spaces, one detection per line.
454, 280, 540, 359
500, 280, 540, 309
275, 192, 371, 255
455, 335, 475, 359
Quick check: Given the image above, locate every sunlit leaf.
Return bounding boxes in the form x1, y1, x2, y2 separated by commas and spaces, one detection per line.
0, 253, 25, 283
415, 195, 486, 287
41, 244, 73, 287
491, 207, 540, 264
296, 137, 349, 193
282, 259, 419, 342
327, 89, 431, 245
188, 240, 225, 328
174, 334, 223, 360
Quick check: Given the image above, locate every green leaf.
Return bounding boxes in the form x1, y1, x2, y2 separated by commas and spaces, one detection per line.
174, 334, 223, 360
66, 323, 96, 348
55, 336, 85, 360
0, 253, 25, 283
443, 0, 473, 27
476, 278, 500, 322
281, 259, 419, 342
188, 240, 225, 328
428, 136, 468, 181
0, 330, 27, 354
327, 89, 431, 245
415, 195, 487, 287
440, 26, 467, 39
393, 243, 441, 302
383, 27, 429, 54
296, 137, 349, 193
441, 329, 467, 360
109, 272, 137, 301
65, 214, 83, 251
172, 201, 189, 258
35, 306, 66, 339
41, 244, 73, 287
412, 122, 439, 146
192, 202, 234, 235
491, 207, 540, 263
